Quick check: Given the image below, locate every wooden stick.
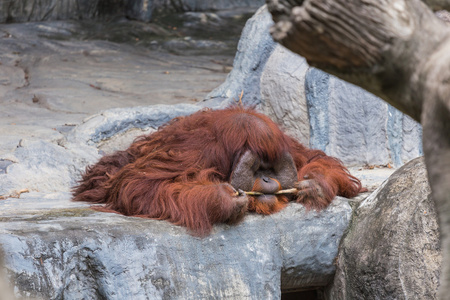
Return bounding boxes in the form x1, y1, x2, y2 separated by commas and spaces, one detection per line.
233, 188, 298, 197
275, 188, 298, 195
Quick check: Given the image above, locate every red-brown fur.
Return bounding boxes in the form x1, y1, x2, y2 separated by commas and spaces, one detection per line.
73, 107, 363, 235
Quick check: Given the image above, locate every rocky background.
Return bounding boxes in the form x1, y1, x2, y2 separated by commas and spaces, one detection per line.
1, 0, 265, 23
0, 2, 441, 300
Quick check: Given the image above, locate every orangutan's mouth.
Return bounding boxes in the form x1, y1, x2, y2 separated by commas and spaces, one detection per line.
242, 188, 297, 196
255, 194, 278, 204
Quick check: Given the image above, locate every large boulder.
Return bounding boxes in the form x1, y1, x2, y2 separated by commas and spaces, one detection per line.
326, 157, 441, 299
0, 196, 351, 299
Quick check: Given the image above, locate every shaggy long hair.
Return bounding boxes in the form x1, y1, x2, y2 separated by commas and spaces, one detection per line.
73, 107, 362, 235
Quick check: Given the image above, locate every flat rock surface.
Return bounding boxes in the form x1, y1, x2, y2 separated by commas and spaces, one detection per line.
0, 18, 242, 156
0, 194, 352, 299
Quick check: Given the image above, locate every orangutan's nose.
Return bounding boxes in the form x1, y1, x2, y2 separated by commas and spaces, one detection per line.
252, 177, 281, 194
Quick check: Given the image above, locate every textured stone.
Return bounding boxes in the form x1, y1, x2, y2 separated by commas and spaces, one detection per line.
260, 45, 310, 145
0, 197, 351, 299
0, 0, 103, 23
97, 128, 155, 155
304, 69, 423, 167
125, 0, 153, 22
317, 72, 390, 166
326, 157, 441, 300
202, 6, 277, 108
67, 104, 200, 145
0, 0, 264, 23
154, 0, 264, 12
0, 139, 98, 197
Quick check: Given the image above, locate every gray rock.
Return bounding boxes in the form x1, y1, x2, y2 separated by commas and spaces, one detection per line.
0, 139, 98, 197
202, 6, 277, 108
0, 196, 351, 299
154, 0, 264, 12
0, 0, 100, 23
0, 0, 264, 23
66, 104, 200, 145
260, 45, 310, 145
348, 167, 396, 194
0, 251, 14, 300
162, 38, 229, 55
180, 12, 223, 27
310, 71, 391, 166
125, 0, 154, 22
326, 157, 441, 300
305, 69, 423, 167
128, 1, 264, 23
153, 9, 255, 56
97, 127, 156, 155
